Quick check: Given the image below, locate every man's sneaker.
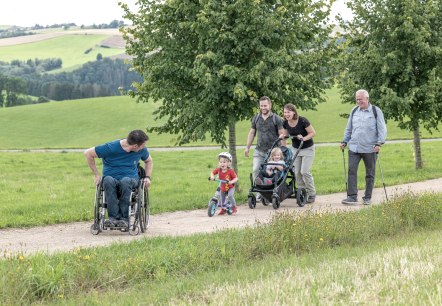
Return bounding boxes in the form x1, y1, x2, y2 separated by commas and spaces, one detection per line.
116, 219, 128, 227
104, 218, 116, 227
362, 198, 372, 205
341, 197, 358, 205
232, 206, 237, 214
218, 209, 226, 215
256, 193, 262, 201
307, 195, 316, 203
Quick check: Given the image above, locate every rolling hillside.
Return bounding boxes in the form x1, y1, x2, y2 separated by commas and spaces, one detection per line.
1, 88, 441, 149
0, 28, 125, 72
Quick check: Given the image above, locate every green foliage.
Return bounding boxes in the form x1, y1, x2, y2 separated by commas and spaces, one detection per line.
338, 0, 442, 132
0, 193, 440, 304
0, 73, 27, 107
120, 0, 337, 146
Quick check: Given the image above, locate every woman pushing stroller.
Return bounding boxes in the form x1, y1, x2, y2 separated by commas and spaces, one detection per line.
280, 103, 317, 203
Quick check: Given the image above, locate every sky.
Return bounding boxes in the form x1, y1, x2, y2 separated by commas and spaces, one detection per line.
0, 0, 352, 28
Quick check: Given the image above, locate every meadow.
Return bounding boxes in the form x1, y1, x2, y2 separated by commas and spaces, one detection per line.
1, 87, 442, 149
0, 34, 123, 72
0, 193, 440, 304
1, 140, 442, 228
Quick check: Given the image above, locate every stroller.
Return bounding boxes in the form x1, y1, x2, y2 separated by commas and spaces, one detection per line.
248, 137, 307, 209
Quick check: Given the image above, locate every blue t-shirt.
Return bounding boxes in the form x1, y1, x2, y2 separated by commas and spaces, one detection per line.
95, 139, 149, 180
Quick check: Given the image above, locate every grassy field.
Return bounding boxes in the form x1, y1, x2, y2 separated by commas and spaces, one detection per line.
0, 34, 123, 71
1, 140, 441, 228
1, 193, 440, 304
1, 87, 442, 149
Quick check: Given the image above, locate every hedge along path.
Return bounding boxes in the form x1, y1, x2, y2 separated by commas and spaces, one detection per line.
1, 178, 441, 258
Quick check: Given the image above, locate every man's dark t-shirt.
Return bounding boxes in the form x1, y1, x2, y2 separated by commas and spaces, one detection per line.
252, 113, 284, 153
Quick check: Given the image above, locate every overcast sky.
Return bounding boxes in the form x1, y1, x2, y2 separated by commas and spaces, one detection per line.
0, 0, 352, 28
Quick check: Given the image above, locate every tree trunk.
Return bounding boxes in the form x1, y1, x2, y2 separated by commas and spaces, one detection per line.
413, 126, 423, 169
228, 121, 241, 192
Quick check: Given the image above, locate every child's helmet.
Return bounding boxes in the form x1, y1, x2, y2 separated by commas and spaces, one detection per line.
218, 152, 232, 162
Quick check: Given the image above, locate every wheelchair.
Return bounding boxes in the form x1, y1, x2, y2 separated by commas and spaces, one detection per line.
90, 165, 150, 236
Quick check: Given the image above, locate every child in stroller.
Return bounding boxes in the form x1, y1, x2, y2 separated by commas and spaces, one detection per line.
255, 147, 286, 185
248, 137, 308, 209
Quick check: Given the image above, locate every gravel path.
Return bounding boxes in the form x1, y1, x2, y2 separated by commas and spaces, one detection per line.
1, 178, 441, 257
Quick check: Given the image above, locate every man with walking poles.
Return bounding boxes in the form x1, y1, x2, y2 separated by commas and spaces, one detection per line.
340, 89, 387, 205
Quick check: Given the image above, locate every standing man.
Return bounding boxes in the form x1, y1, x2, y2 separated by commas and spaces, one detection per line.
245, 96, 285, 183
84, 130, 153, 227
340, 89, 387, 205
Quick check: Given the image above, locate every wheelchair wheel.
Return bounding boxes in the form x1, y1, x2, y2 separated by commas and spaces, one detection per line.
207, 198, 217, 217
91, 184, 104, 235
248, 195, 256, 209
296, 188, 307, 207
138, 184, 150, 233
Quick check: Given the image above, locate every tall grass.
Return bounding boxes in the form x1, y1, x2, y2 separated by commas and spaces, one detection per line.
1, 140, 442, 228
1, 87, 442, 150
0, 192, 440, 304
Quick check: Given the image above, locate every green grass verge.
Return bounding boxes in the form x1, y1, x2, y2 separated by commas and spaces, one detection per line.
1, 193, 440, 304
1, 141, 442, 228
0, 34, 123, 71
1, 87, 442, 150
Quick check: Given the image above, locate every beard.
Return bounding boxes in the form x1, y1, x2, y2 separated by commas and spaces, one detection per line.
261, 109, 270, 115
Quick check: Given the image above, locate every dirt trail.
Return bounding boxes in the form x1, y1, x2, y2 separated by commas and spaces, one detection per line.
1, 178, 441, 257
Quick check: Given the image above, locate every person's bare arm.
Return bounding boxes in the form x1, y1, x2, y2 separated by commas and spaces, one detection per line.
244, 128, 256, 157
143, 155, 153, 188
84, 147, 101, 185
298, 125, 316, 141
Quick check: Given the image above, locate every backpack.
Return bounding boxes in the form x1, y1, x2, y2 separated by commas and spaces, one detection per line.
349, 104, 378, 129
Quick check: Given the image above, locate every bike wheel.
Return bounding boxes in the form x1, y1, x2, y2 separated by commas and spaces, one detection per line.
208, 199, 218, 217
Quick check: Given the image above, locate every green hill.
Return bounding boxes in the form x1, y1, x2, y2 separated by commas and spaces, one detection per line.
1, 88, 441, 149
0, 33, 124, 72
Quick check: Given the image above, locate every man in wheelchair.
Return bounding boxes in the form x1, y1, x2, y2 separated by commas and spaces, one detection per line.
84, 130, 153, 228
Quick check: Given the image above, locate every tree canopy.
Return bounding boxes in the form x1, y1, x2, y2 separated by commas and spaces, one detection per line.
121, 0, 337, 149
338, 0, 442, 168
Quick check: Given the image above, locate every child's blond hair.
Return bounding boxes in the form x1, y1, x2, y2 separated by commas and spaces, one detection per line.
269, 147, 283, 161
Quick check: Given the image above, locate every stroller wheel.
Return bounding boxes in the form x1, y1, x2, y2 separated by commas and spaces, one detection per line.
261, 196, 270, 206
248, 195, 256, 209
296, 188, 308, 207
272, 196, 280, 210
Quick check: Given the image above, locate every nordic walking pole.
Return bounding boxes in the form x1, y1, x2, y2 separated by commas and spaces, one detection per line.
342, 148, 348, 193
376, 152, 388, 201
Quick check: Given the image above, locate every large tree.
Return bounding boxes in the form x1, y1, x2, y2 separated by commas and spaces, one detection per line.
120, 0, 336, 173
338, 0, 442, 169
0, 74, 27, 108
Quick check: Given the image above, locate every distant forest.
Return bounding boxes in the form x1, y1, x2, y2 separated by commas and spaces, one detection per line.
0, 57, 142, 107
